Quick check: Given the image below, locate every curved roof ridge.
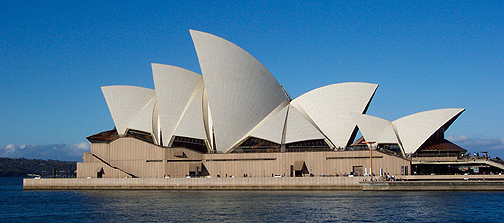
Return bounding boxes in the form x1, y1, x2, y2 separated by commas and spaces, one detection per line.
101, 85, 156, 136
351, 113, 397, 143
393, 108, 465, 122
128, 95, 157, 134
392, 108, 465, 154
152, 63, 203, 146
190, 29, 288, 152
248, 103, 289, 145
291, 82, 378, 148
285, 104, 327, 144
172, 80, 207, 141
293, 82, 378, 100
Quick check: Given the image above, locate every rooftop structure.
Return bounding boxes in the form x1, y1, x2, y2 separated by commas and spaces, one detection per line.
97, 30, 463, 156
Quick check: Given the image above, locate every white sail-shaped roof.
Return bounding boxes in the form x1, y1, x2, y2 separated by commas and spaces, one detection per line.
173, 79, 207, 141
152, 63, 203, 146
351, 113, 398, 144
284, 105, 326, 144
151, 102, 161, 145
128, 95, 157, 134
101, 86, 156, 136
381, 124, 400, 144
250, 105, 289, 144
202, 87, 213, 151
291, 82, 378, 148
190, 30, 289, 152
392, 108, 465, 154
98, 30, 466, 157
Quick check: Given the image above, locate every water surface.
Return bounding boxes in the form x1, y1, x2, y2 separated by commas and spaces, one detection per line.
2, 177, 503, 222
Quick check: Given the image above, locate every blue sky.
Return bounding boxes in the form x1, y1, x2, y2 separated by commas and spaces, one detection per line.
1, 0, 503, 161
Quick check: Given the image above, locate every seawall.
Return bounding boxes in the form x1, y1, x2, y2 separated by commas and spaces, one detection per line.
23, 177, 363, 190
361, 181, 504, 191
25, 175, 504, 191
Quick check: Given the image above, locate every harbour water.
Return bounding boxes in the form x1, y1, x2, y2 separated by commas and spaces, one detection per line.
3, 177, 504, 222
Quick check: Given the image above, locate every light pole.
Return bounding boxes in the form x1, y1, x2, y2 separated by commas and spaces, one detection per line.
364, 141, 375, 181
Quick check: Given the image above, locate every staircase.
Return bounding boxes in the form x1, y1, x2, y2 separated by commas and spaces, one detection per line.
92, 154, 137, 178
484, 159, 504, 171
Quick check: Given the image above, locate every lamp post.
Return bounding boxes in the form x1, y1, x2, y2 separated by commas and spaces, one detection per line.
364, 141, 375, 181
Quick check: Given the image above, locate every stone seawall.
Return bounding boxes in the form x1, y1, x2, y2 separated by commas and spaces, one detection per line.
23, 177, 363, 190
361, 181, 504, 191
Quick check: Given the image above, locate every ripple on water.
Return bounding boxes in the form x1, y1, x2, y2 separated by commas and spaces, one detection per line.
2, 178, 504, 223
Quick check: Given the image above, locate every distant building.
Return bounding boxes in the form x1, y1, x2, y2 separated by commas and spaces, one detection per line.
77, 30, 502, 179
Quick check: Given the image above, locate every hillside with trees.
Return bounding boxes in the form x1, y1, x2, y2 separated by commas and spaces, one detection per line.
0, 157, 76, 177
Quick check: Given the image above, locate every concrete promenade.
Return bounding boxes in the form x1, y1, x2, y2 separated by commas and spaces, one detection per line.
23, 177, 363, 190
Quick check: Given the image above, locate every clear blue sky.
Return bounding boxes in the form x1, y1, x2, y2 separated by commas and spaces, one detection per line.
1, 0, 503, 160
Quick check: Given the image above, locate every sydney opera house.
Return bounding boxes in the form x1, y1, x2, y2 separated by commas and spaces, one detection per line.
76, 30, 486, 179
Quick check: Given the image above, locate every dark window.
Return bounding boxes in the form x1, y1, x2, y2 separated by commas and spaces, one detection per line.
172, 136, 208, 153
234, 137, 280, 153
126, 129, 155, 144
285, 139, 331, 152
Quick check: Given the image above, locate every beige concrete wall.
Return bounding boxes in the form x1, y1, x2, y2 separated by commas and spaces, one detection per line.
82, 152, 95, 163
109, 137, 165, 160
166, 162, 203, 178
78, 138, 410, 179
91, 143, 110, 161
76, 162, 128, 178
112, 160, 164, 178
202, 150, 409, 178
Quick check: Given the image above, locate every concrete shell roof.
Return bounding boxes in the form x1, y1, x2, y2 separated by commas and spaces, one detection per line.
291, 82, 378, 148
101, 85, 156, 136
351, 113, 398, 144
250, 105, 289, 144
152, 63, 203, 147
392, 108, 465, 154
128, 95, 157, 135
99, 30, 466, 156
284, 105, 326, 144
190, 30, 288, 152
172, 79, 207, 141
